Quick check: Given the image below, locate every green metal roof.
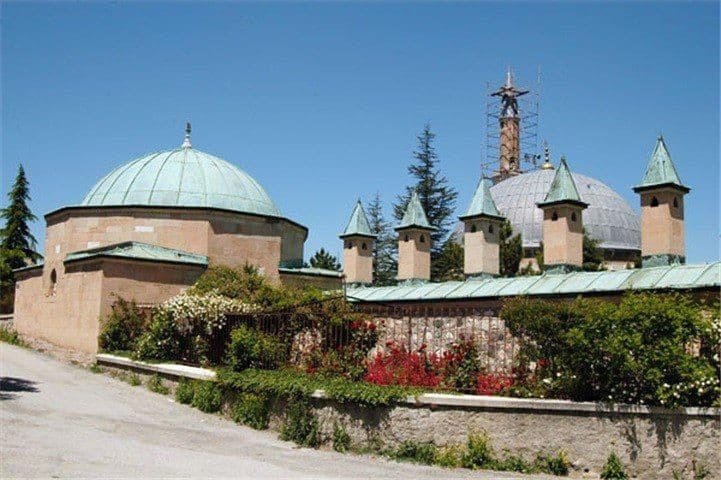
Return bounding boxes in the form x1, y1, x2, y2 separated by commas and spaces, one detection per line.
64, 241, 209, 266
459, 178, 504, 221
346, 262, 720, 303
395, 190, 436, 231
278, 266, 344, 278
633, 136, 690, 193
82, 128, 282, 217
340, 200, 376, 238
536, 157, 588, 208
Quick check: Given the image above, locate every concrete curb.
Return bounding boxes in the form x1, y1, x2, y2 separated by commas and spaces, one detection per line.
97, 353, 721, 418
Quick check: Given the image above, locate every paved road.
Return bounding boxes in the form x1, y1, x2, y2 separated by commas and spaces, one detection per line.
1, 344, 555, 479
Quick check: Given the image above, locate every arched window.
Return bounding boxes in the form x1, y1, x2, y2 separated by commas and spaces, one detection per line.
488, 224, 494, 234
673, 197, 679, 208
48, 269, 57, 295
404, 234, 409, 242
551, 211, 558, 221
571, 212, 577, 222
470, 224, 477, 233
361, 242, 367, 250
420, 234, 426, 243
344, 241, 351, 249
650, 196, 659, 207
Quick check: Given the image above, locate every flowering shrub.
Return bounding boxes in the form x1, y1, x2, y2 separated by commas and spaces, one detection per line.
502, 293, 721, 407
476, 373, 514, 396
159, 290, 256, 335
365, 342, 441, 388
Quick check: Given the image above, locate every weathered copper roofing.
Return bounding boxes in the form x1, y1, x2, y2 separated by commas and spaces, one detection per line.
340, 200, 376, 238
64, 241, 208, 266
346, 262, 720, 302
537, 157, 588, 208
459, 179, 504, 221
278, 267, 344, 278
634, 136, 690, 193
395, 190, 436, 231
82, 129, 282, 217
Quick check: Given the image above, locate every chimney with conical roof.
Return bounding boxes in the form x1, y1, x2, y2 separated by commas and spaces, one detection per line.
395, 191, 436, 282
459, 179, 505, 277
339, 200, 376, 285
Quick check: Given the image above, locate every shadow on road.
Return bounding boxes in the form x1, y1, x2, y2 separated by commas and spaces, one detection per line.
0, 376, 39, 400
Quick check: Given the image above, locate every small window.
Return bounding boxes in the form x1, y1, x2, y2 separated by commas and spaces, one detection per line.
551, 211, 558, 221
361, 242, 367, 250
673, 197, 679, 208
571, 212, 577, 222
404, 234, 409, 242
48, 269, 57, 295
420, 234, 426, 243
488, 224, 494, 234
650, 196, 659, 207
344, 241, 351, 249
470, 224, 477, 233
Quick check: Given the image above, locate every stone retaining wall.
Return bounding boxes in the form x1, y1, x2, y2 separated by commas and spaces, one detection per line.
97, 354, 720, 479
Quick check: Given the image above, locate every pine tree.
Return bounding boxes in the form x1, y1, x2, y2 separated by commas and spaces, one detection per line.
366, 192, 396, 285
432, 239, 464, 281
393, 123, 458, 257
1, 165, 40, 268
499, 220, 522, 277
308, 248, 341, 271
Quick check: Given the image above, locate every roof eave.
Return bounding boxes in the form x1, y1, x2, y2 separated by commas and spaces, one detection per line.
458, 213, 506, 222
536, 199, 589, 209
632, 182, 690, 194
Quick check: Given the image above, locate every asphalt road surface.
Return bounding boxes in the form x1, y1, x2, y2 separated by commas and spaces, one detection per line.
1, 343, 557, 479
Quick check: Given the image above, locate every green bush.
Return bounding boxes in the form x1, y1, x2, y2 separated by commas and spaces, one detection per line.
175, 379, 195, 404
461, 432, 496, 469
434, 445, 464, 468
98, 298, 145, 352
232, 393, 270, 430
191, 381, 222, 413
279, 396, 320, 448
226, 324, 283, 371
0, 326, 29, 347
391, 440, 438, 464
147, 374, 170, 395
127, 373, 141, 386
133, 311, 180, 361
535, 451, 570, 476
501, 293, 721, 407
332, 423, 351, 452
600, 452, 628, 479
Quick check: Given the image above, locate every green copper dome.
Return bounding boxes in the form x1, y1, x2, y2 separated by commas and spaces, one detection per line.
81, 131, 281, 217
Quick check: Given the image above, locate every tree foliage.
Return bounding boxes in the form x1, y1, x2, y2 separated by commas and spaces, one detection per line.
393, 124, 458, 255
582, 229, 604, 271
366, 192, 396, 285
309, 248, 341, 271
432, 239, 464, 281
1, 165, 40, 312
499, 220, 522, 277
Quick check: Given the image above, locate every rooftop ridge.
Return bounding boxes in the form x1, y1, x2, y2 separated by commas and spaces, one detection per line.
634, 136, 689, 192
340, 200, 376, 238
537, 157, 588, 208
460, 178, 504, 220
395, 190, 436, 231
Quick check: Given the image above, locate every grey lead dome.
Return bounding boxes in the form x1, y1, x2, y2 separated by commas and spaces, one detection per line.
488, 169, 640, 250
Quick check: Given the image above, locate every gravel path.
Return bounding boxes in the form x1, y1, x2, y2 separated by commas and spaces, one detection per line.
1, 343, 557, 479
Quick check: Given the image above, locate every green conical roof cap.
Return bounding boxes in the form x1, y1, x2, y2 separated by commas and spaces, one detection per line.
633, 136, 689, 193
537, 157, 588, 208
340, 200, 376, 238
395, 190, 436, 231
459, 178, 504, 221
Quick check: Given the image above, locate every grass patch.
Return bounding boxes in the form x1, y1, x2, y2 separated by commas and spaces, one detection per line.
279, 396, 320, 448
147, 374, 170, 395
389, 440, 438, 464
127, 372, 141, 386
332, 423, 351, 453
0, 327, 30, 348
191, 381, 222, 413
89, 363, 103, 374
175, 379, 195, 404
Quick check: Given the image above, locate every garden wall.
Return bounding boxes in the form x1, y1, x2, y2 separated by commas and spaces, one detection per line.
97, 354, 721, 479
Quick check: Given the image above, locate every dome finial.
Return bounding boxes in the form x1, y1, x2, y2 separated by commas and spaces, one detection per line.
540, 140, 554, 170
182, 122, 192, 148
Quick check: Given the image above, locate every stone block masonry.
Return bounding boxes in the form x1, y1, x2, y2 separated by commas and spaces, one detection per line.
98, 354, 720, 479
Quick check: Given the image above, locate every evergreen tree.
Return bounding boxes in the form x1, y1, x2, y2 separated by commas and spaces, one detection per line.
393, 124, 458, 255
1, 165, 39, 268
366, 192, 396, 285
499, 220, 522, 277
432, 239, 464, 281
308, 248, 341, 271
582, 229, 604, 271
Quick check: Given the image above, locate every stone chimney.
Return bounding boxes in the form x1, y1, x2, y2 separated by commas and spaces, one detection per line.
459, 179, 505, 278
633, 136, 690, 267
395, 191, 436, 282
536, 157, 588, 273
339, 200, 376, 285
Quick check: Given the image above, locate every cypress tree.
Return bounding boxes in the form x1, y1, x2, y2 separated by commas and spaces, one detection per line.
366, 192, 396, 285
1, 165, 40, 269
393, 123, 458, 257
499, 220, 522, 277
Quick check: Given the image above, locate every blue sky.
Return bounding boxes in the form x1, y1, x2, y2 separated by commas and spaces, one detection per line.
2, 2, 718, 264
